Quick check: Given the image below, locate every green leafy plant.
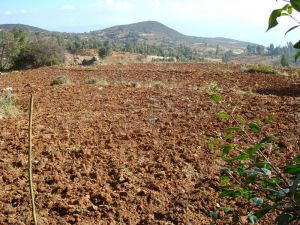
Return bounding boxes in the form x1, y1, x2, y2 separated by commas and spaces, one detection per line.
268, 0, 300, 60
208, 85, 300, 224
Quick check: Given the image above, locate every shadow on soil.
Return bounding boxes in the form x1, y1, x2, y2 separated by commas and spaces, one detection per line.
256, 84, 300, 97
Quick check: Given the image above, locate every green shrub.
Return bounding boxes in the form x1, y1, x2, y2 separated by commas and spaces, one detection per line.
0, 96, 19, 118
13, 37, 64, 69
208, 86, 300, 224
50, 75, 73, 86
242, 64, 280, 74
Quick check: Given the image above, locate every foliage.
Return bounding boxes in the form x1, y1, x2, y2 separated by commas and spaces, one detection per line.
281, 55, 290, 67
50, 75, 73, 86
13, 37, 64, 69
242, 64, 280, 74
222, 50, 233, 63
0, 91, 19, 118
0, 30, 64, 70
209, 85, 300, 224
98, 41, 112, 59
268, 0, 300, 61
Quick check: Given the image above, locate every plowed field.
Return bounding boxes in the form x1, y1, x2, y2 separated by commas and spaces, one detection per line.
0, 63, 299, 224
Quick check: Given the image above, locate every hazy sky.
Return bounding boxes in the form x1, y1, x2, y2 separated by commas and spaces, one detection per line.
0, 0, 299, 46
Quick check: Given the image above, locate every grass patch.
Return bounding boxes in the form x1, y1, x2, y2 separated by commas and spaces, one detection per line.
215, 68, 234, 75
200, 81, 219, 94
115, 80, 142, 88
0, 96, 19, 118
145, 81, 177, 89
241, 64, 280, 74
115, 80, 177, 89
50, 75, 73, 86
86, 77, 109, 86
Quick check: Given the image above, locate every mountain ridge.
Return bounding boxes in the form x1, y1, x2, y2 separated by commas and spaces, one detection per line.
0, 21, 254, 50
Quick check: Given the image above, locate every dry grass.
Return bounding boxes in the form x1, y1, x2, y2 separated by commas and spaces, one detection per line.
86, 77, 109, 86
0, 96, 19, 118
50, 75, 73, 86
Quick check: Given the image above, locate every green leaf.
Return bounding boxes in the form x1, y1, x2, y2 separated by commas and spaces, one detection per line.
217, 113, 230, 120
221, 176, 231, 185
237, 118, 246, 125
285, 25, 300, 36
291, 0, 300, 12
245, 174, 258, 184
276, 213, 290, 225
210, 93, 220, 103
221, 167, 232, 174
209, 211, 218, 220
248, 123, 261, 132
246, 144, 263, 156
248, 215, 258, 224
262, 115, 276, 124
294, 40, 300, 49
267, 4, 292, 31
284, 165, 300, 175
255, 205, 273, 219
220, 189, 242, 198
221, 144, 233, 154
291, 174, 300, 195
232, 153, 250, 161
233, 214, 239, 223
242, 190, 252, 200
294, 157, 300, 163
295, 51, 300, 61
260, 135, 278, 144
226, 127, 241, 132
224, 133, 234, 140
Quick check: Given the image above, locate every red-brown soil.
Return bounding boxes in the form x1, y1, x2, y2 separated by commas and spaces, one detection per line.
0, 63, 299, 224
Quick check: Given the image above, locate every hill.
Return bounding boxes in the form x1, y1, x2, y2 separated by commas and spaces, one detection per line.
90, 21, 252, 49
0, 21, 254, 52
0, 24, 48, 33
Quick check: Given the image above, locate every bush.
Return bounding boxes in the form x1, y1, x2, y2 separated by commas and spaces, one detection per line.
242, 64, 280, 74
13, 37, 65, 69
50, 76, 72, 86
0, 91, 19, 118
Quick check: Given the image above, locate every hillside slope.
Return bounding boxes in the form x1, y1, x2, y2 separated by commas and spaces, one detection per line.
0, 21, 254, 51
90, 21, 252, 49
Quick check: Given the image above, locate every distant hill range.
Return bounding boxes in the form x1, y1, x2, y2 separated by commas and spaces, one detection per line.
0, 21, 254, 51
0, 24, 48, 33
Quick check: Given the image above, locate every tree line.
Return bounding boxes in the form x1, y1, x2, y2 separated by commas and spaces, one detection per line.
0, 28, 206, 71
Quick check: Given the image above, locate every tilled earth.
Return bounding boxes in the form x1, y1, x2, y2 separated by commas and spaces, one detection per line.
0, 63, 299, 224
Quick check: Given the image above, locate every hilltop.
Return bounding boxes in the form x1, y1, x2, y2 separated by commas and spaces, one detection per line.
0, 24, 48, 33
91, 21, 252, 49
0, 21, 253, 51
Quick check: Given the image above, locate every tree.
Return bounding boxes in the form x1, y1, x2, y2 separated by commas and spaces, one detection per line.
280, 54, 290, 66
268, 43, 275, 55
99, 41, 112, 59
256, 45, 265, 55
222, 50, 233, 63
215, 44, 220, 56
13, 37, 64, 69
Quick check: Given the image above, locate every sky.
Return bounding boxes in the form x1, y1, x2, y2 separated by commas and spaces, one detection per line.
0, 0, 299, 46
